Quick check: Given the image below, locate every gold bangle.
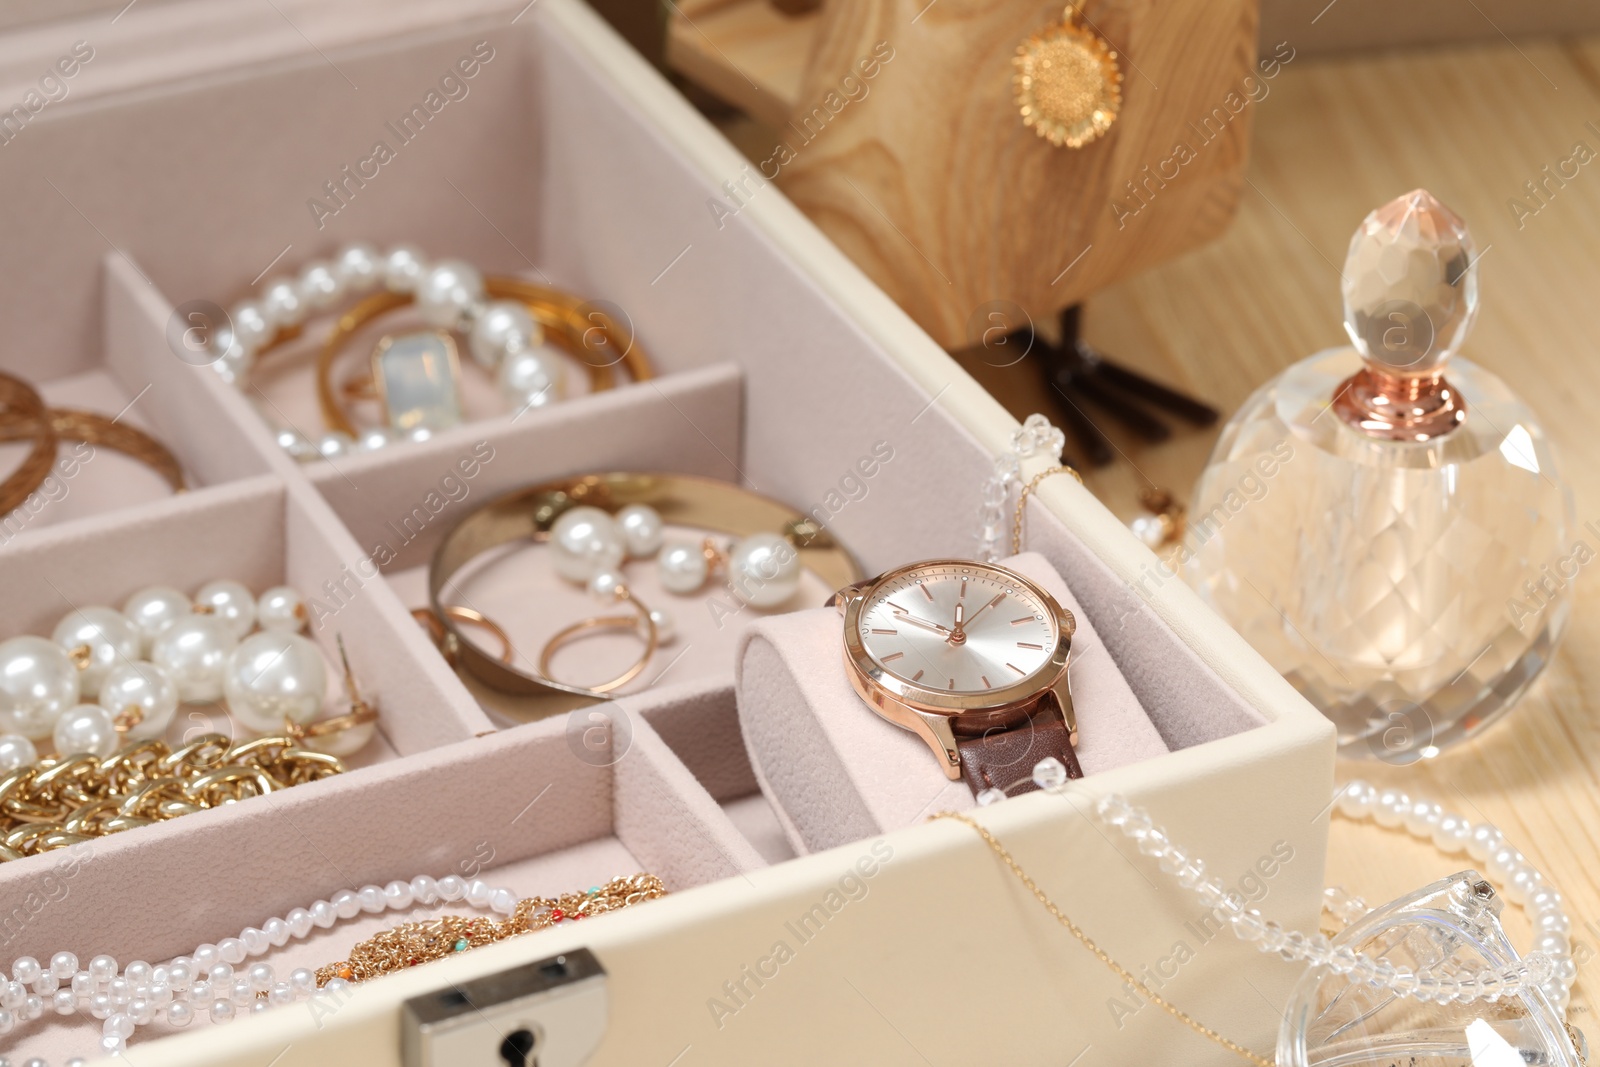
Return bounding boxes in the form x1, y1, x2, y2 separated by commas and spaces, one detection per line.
427, 472, 863, 720
0, 407, 187, 494
0, 372, 58, 518
311, 278, 655, 436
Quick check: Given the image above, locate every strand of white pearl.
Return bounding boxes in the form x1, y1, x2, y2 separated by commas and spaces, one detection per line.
215, 243, 559, 462
0, 582, 312, 771
1092, 787, 1562, 1011
0, 874, 517, 1064
1330, 779, 1575, 1014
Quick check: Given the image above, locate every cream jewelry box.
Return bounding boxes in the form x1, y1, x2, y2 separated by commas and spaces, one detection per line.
0, 0, 1335, 1063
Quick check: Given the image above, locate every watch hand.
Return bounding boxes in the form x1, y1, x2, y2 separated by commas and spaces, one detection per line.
892, 610, 952, 636
962, 593, 1007, 631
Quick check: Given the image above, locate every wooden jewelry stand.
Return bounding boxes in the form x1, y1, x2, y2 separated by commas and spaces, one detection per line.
667, 0, 1262, 349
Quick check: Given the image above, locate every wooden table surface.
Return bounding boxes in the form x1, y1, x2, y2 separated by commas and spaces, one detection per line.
995, 34, 1600, 1023
707, 26, 1600, 1025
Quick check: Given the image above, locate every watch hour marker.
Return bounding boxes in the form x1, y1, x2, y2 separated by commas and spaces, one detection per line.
911, 670, 924, 682
1017, 642, 1043, 650
1006, 662, 1025, 674
870, 628, 898, 635
986, 593, 1006, 609
959, 577, 967, 600
948, 677, 955, 689
888, 601, 909, 613
981, 675, 991, 689
919, 583, 934, 601
1010, 616, 1033, 625
881, 651, 905, 662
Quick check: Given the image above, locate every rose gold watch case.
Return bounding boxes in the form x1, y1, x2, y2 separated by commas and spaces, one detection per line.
835, 559, 1076, 780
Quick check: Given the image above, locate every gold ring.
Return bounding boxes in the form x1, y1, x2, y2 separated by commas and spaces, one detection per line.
537, 596, 659, 695
312, 279, 655, 436
428, 472, 863, 720
412, 605, 516, 666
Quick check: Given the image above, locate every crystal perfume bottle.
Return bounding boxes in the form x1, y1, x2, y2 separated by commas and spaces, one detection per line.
1184, 190, 1574, 760
1279, 872, 1583, 1067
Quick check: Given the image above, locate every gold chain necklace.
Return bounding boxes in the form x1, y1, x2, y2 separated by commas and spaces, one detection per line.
936, 811, 1272, 1066
0, 734, 345, 862
1010, 464, 1083, 556
936, 812, 1590, 1067
317, 874, 667, 986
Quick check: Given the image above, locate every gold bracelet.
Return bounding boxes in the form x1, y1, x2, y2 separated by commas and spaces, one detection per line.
0, 407, 187, 493
0, 372, 57, 518
311, 278, 654, 437
317, 873, 666, 986
216, 247, 659, 460
0, 734, 346, 863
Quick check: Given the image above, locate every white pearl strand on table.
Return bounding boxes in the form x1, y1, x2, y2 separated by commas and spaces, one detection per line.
0, 874, 525, 1064
0, 581, 366, 769
212, 243, 567, 462
1081, 776, 1572, 1015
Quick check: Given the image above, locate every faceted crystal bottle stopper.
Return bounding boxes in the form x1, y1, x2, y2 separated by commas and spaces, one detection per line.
1332, 188, 1479, 441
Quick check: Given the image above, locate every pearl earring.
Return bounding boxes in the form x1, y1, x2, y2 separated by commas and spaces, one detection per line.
550, 503, 805, 611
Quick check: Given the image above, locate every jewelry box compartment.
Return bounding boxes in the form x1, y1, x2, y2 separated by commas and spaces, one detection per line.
0, 470, 485, 765
0, 696, 765, 1065
0, 255, 284, 541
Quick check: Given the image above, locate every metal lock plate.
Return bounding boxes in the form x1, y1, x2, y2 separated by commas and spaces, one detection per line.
401, 949, 608, 1067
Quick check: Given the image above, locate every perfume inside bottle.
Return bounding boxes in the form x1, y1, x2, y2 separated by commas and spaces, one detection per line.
1184, 190, 1574, 759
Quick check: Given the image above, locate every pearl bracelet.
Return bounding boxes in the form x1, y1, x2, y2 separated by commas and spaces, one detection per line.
212, 245, 652, 463
0, 871, 660, 1064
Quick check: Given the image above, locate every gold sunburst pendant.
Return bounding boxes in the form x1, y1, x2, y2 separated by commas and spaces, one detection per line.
1013, 6, 1124, 149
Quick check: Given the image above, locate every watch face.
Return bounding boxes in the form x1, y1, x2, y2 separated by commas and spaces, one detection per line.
856, 562, 1060, 695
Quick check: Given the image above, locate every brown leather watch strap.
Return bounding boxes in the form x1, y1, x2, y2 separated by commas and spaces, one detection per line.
954, 689, 1083, 797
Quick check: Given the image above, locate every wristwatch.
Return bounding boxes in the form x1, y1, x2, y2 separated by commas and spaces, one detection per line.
832, 559, 1082, 797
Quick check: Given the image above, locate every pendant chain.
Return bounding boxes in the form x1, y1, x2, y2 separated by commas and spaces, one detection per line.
934, 811, 1273, 1067
1010, 465, 1082, 557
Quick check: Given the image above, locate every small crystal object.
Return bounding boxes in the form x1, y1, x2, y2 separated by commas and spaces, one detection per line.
1129, 514, 1166, 548
976, 787, 1008, 807
373, 331, 465, 433
1031, 756, 1068, 791
1185, 190, 1573, 759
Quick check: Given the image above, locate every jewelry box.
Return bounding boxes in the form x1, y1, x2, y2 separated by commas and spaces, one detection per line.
0, 0, 1335, 1063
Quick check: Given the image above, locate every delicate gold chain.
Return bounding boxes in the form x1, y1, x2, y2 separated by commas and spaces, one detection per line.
317, 874, 666, 986
934, 812, 1273, 1067
0, 734, 345, 862
1011, 465, 1084, 556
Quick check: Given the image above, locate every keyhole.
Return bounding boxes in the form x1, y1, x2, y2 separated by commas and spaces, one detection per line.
499, 1028, 537, 1067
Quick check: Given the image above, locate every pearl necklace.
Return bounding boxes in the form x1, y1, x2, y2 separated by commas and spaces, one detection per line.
1091, 778, 1572, 1014
0, 581, 374, 780
0, 585, 334, 767
0, 873, 660, 1065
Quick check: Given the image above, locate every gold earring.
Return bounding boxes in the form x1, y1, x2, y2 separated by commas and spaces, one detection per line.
1013, 4, 1123, 149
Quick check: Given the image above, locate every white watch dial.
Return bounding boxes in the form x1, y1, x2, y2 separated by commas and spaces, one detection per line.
857, 563, 1058, 693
